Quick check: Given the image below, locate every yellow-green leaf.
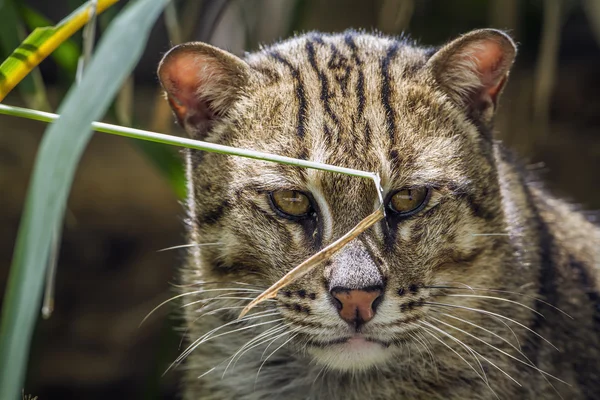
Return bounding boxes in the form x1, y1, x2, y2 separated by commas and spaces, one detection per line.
0, 0, 119, 101
18, 4, 81, 76
0, 0, 50, 110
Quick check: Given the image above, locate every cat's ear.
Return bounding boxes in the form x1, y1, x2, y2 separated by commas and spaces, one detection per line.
157, 42, 251, 139
426, 29, 516, 124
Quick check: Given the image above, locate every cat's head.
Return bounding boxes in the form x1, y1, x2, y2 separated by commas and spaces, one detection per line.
158, 29, 517, 371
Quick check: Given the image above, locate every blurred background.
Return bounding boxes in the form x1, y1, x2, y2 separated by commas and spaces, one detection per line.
0, 0, 599, 399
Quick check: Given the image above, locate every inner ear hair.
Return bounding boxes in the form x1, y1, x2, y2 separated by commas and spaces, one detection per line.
426, 29, 517, 124
157, 42, 251, 139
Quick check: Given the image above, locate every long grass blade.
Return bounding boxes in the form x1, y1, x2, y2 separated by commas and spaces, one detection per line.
0, 102, 383, 217
0, 104, 381, 186
0, 1, 169, 398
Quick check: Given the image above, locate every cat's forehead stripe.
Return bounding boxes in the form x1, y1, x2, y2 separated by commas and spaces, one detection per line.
304, 39, 342, 136
344, 33, 366, 118
381, 41, 400, 144
268, 50, 308, 140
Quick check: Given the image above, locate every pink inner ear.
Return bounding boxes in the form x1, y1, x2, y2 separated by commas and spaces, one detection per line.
472, 41, 504, 74
159, 51, 222, 123
466, 40, 506, 97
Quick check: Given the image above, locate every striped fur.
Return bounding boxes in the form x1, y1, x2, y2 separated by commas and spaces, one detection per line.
158, 30, 600, 399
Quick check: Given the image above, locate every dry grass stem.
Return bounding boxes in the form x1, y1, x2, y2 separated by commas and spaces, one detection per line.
238, 207, 385, 318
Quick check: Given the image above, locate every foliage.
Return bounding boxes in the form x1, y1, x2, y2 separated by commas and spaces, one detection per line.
0, 0, 118, 101
0, 0, 168, 398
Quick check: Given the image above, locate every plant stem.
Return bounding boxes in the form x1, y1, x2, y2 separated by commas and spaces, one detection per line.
0, 103, 384, 202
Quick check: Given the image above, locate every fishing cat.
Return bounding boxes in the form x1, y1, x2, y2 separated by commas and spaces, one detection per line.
157, 29, 600, 399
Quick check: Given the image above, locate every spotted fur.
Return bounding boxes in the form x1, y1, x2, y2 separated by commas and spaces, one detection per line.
158, 30, 600, 399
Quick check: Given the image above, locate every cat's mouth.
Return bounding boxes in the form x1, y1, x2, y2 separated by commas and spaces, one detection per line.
306, 334, 395, 348
305, 334, 399, 371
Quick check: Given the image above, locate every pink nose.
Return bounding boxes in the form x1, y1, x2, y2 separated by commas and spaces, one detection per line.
331, 289, 383, 325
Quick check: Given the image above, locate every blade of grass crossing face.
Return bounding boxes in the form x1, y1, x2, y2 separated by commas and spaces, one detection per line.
0, 104, 382, 187
0, 1, 169, 399
239, 208, 386, 318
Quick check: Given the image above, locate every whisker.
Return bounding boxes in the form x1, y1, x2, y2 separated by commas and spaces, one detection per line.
193, 296, 276, 305
181, 311, 280, 357
141, 291, 207, 326
223, 325, 288, 376
197, 366, 217, 379
418, 325, 492, 394
196, 354, 241, 380
157, 242, 223, 252
413, 331, 436, 364
441, 308, 524, 350
426, 285, 572, 319
194, 287, 265, 293
255, 333, 299, 383
429, 282, 476, 291
470, 233, 513, 236
312, 364, 328, 386
170, 316, 284, 376
195, 304, 269, 318
173, 281, 267, 289
261, 326, 302, 359
247, 327, 294, 364
140, 289, 268, 326
428, 316, 569, 385
181, 293, 270, 309
411, 331, 439, 379
193, 315, 283, 349
434, 294, 544, 317
407, 333, 427, 365
424, 301, 559, 351
168, 311, 281, 374
178, 304, 271, 350
433, 312, 521, 354
422, 320, 523, 391
419, 321, 489, 384
488, 315, 522, 350
437, 313, 564, 398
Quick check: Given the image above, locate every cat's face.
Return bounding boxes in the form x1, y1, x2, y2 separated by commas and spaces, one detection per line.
159, 30, 516, 371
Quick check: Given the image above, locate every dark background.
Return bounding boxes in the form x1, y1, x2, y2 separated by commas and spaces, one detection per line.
1, 0, 599, 399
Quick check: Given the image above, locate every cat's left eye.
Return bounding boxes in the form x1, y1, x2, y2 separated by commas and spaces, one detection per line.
270, 191, 313, 219
387, 187, 430, 216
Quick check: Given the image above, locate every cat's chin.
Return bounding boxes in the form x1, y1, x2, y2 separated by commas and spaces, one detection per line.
307, 336, 394, 371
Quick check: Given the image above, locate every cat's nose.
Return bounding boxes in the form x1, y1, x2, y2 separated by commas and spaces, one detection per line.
330, 287, 383, 327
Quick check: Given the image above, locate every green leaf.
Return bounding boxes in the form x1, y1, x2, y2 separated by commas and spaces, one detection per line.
18, 4, 81, 76
0, 0, 51, 110
0, 0, 169, 399
0, 0, 118, 101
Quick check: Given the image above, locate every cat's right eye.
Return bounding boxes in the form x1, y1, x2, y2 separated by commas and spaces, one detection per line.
270, 191, 313, 219
388, 187, 430, 216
